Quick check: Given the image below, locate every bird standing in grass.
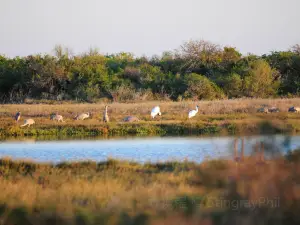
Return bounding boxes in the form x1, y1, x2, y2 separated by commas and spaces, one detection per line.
50, 114, 64, 122
20, 119, 35, 127
123, 116, 139, 122
288, 106, 300, 113
75, 112, 90, 120
15, 111, 21, 122
151, 106, 161, 119
188, 106, 199, 119
103, 105, 109, 123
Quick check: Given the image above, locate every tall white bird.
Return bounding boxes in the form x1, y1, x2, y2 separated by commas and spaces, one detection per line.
151, 106, 161, 119
188, 106, 199, 119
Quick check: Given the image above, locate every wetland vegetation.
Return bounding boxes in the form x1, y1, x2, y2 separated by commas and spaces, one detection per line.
1, 39, 300, 224
0, 148, 299, 225
1, 98, 300, 138
0, 40, 300, 103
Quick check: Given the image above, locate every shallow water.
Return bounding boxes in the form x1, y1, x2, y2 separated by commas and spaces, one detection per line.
0, 135, 298, 163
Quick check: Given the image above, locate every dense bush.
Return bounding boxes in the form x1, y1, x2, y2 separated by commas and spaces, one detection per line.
243, 59, 279, 97
223, 73, 243, 98
0, 40, 300, 103
184, 73, 225, 100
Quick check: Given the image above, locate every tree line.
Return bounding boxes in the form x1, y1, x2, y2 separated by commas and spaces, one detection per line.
0, 40, 300, 103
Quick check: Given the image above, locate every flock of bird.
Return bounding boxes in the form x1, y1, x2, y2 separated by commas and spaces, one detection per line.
14, 104, 299, 127
258, 106, 300, 113
14, 105, 200, 127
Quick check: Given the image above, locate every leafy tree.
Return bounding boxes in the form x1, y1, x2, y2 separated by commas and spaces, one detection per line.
0, 56, 31, 102
220, 47, 242, 73
263, 51, 300, 94
282, 56, 300, 94
243, 60, 278, 97
139, 64, 165, 91
184, 73, 225, 100
26, 54, 69, 98
2, 41, 300, 102
176, 39, 222, 74
223, 73, 243, 98
68, 54, 109, 100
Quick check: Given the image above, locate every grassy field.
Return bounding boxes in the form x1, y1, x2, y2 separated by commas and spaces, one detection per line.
0, 148, 299, 225
1, 98, 300, 137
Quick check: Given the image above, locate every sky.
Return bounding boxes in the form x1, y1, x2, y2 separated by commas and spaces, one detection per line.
0, 0, 299, 57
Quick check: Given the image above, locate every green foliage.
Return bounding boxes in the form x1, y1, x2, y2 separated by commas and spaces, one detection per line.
6, 207, 31, 225
1, 41, 300, 102
184, 73, 225, 100
243, 59, 278, 97
223, 73, 243, 98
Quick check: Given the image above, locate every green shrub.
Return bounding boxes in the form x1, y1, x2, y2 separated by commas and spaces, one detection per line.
184, 73, 225, 100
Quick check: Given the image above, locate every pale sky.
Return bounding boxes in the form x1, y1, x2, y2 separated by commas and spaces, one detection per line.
0, 0, 299, 57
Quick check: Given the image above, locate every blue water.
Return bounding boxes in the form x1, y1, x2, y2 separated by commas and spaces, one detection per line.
0, 135, 297, 163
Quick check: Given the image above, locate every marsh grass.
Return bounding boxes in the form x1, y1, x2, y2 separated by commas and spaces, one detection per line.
0, 149, 300, 224
1, 98, 300, 137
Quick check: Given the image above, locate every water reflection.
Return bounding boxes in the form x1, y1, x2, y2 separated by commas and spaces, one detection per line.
232, 135, 289, 161
0, 135, 298, 163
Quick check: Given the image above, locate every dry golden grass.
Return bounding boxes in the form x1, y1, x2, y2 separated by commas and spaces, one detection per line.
1, 97, 300, 121
0, 149, 300, 224
0, 98, 300, 133
0, 158, 203, 224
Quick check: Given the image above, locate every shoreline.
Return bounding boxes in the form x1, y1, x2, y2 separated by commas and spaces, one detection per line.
0, 119, 297, 137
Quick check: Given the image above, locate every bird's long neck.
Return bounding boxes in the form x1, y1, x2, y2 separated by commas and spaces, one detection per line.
105, 106, 108, 115
195, 106, 198, 112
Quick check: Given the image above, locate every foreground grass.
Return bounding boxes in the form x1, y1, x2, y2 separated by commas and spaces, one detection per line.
1, 98, 300, 137
0, 149, 300, 225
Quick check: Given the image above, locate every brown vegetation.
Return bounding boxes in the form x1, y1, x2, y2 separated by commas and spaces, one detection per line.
2, 98, 300, 119
0, 146, 299, 225
1, 98, 300, 137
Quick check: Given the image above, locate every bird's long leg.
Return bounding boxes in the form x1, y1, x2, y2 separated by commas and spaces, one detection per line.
189, 118, 192, 135
159, 113, 162, 125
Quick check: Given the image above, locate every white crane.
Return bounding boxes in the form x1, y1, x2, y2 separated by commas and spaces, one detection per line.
151, 106, 161, 119
188, 106, 199, 119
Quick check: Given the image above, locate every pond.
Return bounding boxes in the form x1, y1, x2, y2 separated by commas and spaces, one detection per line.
0, 135, 298, 163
